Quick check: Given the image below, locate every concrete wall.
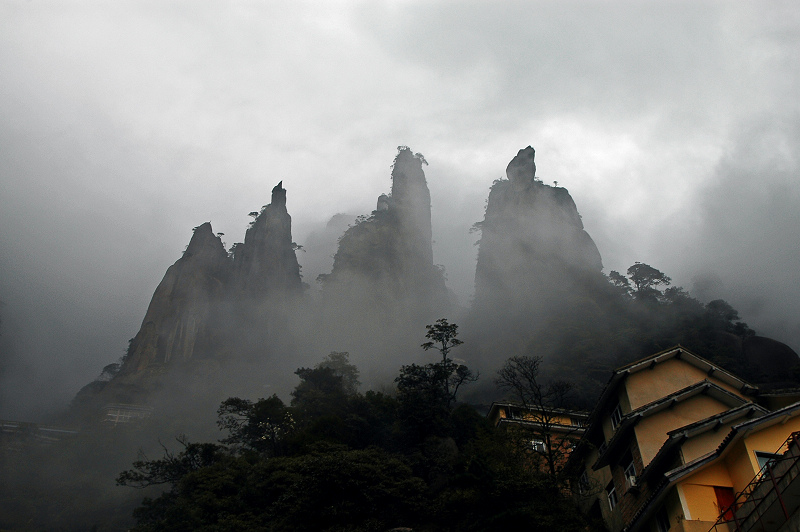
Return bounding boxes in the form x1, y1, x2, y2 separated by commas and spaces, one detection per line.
624, 358, 746, 411
634, 395, 732, 466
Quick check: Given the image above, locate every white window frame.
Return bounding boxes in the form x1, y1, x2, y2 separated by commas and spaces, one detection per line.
621, 449, 637, 490
610, 403, 623, 430
607, 481, 618, 510
531, 439, 546, 453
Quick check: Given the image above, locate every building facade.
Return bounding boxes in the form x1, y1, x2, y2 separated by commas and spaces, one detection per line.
568, 346, 800, 532
489, 401, 588, 478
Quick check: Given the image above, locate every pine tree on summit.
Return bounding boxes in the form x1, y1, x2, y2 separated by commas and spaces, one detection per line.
627, 262, 671, 299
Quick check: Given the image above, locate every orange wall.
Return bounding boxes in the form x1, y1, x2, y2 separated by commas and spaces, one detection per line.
718, 419, 800, 494
680, 417, 800, 521
624, 358, 746, 410
680, 419, 739, 463
492, 405, 580, 428
679, 461, 735, 523
723, 439, 757, 494
742, 418, 800, 475
634, 395, 733, 466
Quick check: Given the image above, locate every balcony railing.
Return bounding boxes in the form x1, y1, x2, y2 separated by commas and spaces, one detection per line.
710, 431, 800, 532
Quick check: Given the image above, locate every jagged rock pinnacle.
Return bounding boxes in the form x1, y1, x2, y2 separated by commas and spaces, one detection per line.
474, 146, 603, 316
506, 146, 537, 187
323, 145, 447, 306
272, 181, 287, 208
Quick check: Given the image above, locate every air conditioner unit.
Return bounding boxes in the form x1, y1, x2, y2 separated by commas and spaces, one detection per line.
625, 475, 638, 490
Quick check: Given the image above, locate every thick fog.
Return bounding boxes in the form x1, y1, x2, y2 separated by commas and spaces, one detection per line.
1, 1, 799, 421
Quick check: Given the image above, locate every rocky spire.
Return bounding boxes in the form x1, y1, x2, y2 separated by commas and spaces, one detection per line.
74, 183, 305, 412
118, 222, 230, 375
323, 147, 446, 301
233, 181, 302, 297
473, 146, 603, 312
506, 145, 537, 188
390, 147, 435, 268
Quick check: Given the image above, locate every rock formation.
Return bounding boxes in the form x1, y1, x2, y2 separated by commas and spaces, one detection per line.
463, 146, 612, 386
119, 222, 229, 376
233, 182, 302, 298
473, 146, 603, 315
312, 147, 451, 364
321, 147, 448, 309
73, 183, 303, 415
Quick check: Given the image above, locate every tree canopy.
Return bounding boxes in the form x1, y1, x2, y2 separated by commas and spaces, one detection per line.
118, 322, 596, 532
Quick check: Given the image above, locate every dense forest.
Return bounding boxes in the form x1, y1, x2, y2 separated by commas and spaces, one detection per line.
112, 322, 598, 532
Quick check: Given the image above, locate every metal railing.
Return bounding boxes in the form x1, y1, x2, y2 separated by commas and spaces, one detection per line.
710, 431, 800, 532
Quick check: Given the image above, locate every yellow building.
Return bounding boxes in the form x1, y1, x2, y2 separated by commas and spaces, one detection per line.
488, 402, 588, 475
569, 346, 800, 532
487, 401, 588, 433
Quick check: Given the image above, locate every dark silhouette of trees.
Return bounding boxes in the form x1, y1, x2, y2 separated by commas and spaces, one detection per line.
116, 328, 598, 532
216, 395, 294, 455
316, 351, 360, 394
116, 437, 227, 489
419, 318, 475, 407
627, 262, 671, 299
422, 318, 464, 362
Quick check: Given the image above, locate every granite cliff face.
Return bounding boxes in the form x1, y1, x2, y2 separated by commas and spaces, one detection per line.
233, 182, 302, 298
312, 147, 451, 362
322, 147, 447, 306
464, 146, 612, 381
473, 146, 603, 314
120, 222, 229, 375
74, 183, 303, 411
73, 145, 800, 423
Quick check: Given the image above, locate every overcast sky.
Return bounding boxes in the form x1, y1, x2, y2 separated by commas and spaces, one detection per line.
1, 1, 799, 420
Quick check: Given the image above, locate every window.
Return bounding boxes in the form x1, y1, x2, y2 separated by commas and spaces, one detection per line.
598, 441, 608, 455
571, 417, 585, 427
610, 403, 623, 430
756, 451, 781, 472
621, 449, 637, 490
531, 439, 546, 453
607, 481, 618, 510
655, 507, 670, 532
624, 460, 636, 479
621, 449, 636, 477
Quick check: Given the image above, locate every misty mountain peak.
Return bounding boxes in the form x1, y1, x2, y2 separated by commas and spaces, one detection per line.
185, 222, 227, 260
506, 146, 537, 188
321, 146, 448, 332
234, 182, 302, 295
473, 147, 604, 321
271, 181, 287, 209
77, 182, 304, 408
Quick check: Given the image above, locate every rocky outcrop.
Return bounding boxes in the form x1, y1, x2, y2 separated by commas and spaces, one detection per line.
120, 222, 229, 374
742, 336, 800, 386
310, 147, 451, 361
73, 183, 303, 413
473, 146, 603, 312
233, 182, 302, 298
322, 147, 447, 306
